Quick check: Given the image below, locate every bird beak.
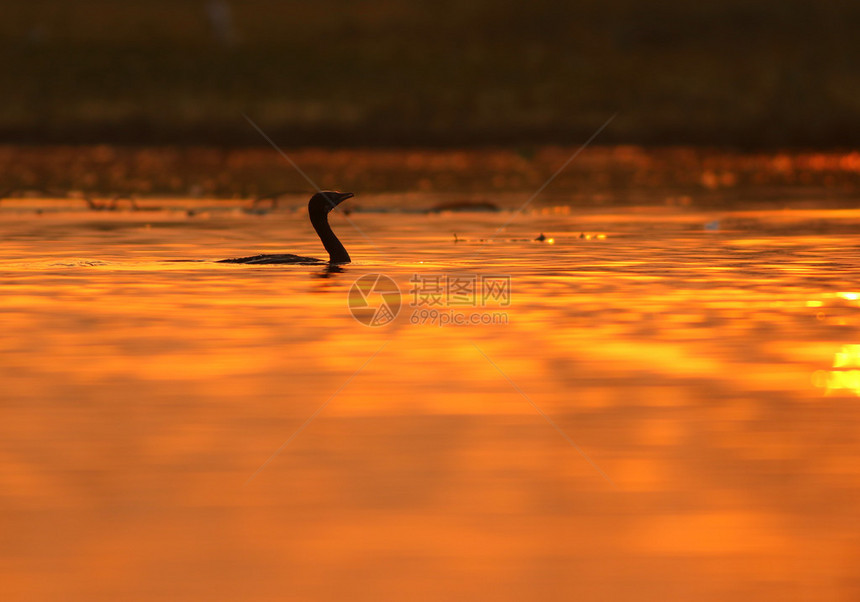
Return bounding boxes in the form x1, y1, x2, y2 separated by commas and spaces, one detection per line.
337, 192, 354, 203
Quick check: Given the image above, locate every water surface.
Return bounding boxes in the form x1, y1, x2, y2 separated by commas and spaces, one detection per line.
1, 201, 859, 601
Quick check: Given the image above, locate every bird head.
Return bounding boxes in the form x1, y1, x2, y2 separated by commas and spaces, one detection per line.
310, 191, 354, 214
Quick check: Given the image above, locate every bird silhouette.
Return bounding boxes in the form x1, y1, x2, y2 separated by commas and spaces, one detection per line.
219, 191, 353, 265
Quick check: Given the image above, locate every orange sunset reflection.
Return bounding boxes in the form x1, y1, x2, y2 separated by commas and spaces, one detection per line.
2, 203, 860, 601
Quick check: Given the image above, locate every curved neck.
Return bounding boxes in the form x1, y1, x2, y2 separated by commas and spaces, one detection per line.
309, 207, 350, 264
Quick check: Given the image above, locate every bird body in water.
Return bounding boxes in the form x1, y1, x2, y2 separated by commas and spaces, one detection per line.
219, 191, 353, 265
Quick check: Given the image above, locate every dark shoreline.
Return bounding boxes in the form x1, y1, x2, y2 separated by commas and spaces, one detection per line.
3, 123, 860, 152
1, 145, 858, 206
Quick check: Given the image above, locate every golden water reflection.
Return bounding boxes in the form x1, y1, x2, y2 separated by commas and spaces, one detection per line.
1, 205, 859, 601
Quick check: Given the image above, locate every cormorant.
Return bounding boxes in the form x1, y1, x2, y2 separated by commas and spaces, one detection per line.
219, 191, 353, 265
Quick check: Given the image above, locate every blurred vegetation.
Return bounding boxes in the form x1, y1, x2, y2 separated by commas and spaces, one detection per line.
1, 0, 859, 147
3, 146, 859, 204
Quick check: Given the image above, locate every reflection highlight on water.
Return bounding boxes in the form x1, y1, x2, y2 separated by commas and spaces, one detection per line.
1, 202, 859, 601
